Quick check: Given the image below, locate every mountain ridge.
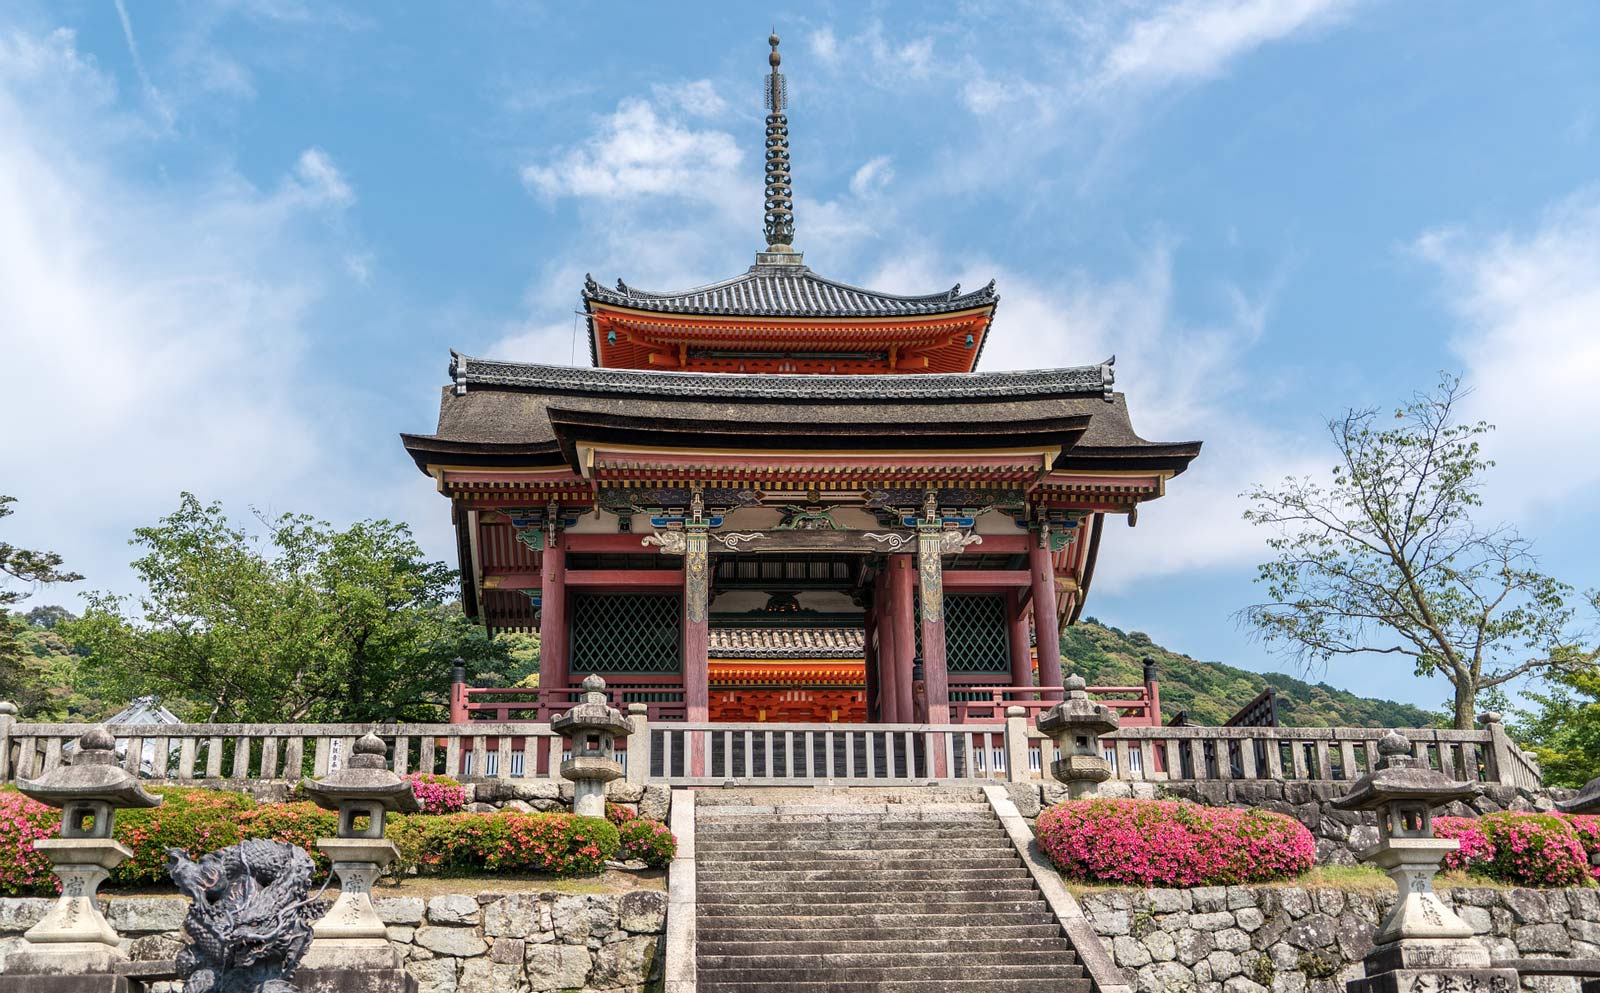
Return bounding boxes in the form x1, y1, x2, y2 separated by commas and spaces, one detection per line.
1062, 618, 1438, 729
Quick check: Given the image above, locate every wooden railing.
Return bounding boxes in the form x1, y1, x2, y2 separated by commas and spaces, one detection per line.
0, 710, 1541, 790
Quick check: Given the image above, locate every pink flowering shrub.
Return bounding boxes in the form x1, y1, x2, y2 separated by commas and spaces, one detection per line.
1566, 815, 1600, 878
404, 772, 468, 815
1036, 798, 1315, 887
618, 818, 676, 868
1436, 812, 1591, 887
0, 791, 60, 895
387, 812, 620, 876
606, 802, 638, 826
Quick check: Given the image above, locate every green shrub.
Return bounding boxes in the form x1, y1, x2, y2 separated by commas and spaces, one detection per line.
390, 811, 620, 877
618, 819, 676, 868
112, 788, 253, 886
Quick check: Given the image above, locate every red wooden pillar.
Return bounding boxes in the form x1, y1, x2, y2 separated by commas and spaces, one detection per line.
916, 532, 951, 727
1006, 589, 1033, 690
862, 599, 879, 722
889, 555, 917, 724
875, 571, 899, 723
682, 528, 709, 776
539, 533, 569, 713
1029, 539, 1062, 689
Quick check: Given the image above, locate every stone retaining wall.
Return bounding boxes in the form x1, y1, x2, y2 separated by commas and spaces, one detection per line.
0, 890, 666, 993
1015, 780, 1564, 864
1078, 883, 1596, 993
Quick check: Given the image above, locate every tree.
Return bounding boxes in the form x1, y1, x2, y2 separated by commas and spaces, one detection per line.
1241, 376, 1583, 729
1515, 590, 1600, 787
63, 494, 515, 723
0, 495, 82, 707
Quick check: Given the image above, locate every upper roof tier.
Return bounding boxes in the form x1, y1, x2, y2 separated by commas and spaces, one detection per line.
583, 255, 1000, 374
583, 262, 999, 320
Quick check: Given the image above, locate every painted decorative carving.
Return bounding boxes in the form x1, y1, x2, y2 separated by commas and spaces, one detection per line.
862, 532, 916, 552
641, 530, 687, 555
940, 530, 983, 553
917, 527, 944, 624
684, 527, 709, 624
710, 532, 767, 551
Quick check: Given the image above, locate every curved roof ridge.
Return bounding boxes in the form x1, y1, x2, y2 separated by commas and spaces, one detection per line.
449, 352, 1115, 402
582, 265, 999, 318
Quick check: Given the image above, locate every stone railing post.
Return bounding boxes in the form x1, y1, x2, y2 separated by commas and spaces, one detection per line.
1004, 705, 1030, 782
0, 700, 15, 783
626, 702, 651, 786
1477, 711, 1519, 786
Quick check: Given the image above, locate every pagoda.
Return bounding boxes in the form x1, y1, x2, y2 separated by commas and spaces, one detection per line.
402, 34, 1201, 730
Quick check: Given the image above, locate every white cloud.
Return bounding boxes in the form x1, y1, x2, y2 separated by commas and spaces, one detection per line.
0, 26, 374, 593
848, 155, 894, 198
521, 98, 742, 203
287, 147, 354, 207
1417, 187, 1600, 515
809, 27, 839, 68
1094, 0, 1363, 91
651, 79, 727, 118
864, 246, 1314, 591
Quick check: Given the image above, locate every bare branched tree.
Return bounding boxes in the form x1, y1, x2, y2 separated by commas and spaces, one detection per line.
1241, 375, 1582, 728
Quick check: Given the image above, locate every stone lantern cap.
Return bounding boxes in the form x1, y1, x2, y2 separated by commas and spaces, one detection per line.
18, 727, 161, 810
1333, 731, 1476, 812
302, 733, 421, 814
1557, 775, 1600, 815
1037, 675, 1119, 736
552, 675, 634, 737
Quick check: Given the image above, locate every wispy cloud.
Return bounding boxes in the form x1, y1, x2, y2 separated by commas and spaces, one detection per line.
521, 97, 743, 203
1092, 0, 1364, 91
0, 26, 376, 591
1416, 187, 1600, 516
111, 0, 174, 127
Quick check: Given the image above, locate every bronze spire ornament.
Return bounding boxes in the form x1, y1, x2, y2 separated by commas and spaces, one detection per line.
762, 31, 795, 251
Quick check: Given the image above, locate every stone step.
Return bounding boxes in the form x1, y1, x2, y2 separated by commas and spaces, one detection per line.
699, 898, 1051, 917
695, 910, 1059, 927
700, 836, 1014, 852
699, 885, 1046, 903
698, 978, 1094, 993
699, 951, 1083, 970
697, 937, 1079, 957
694, 825, 1004, 837
694, 788, 989, 804
699, 965, 1093, 985
695, 924, 1070, 943
694, 857, 1017, 869
704, 863, 1030, 876
696, 807, 993, 821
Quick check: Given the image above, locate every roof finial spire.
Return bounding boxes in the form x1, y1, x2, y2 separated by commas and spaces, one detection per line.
762, 31, 796, 254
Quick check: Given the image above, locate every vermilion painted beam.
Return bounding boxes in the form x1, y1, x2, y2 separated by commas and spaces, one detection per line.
563, 533, 658, 553
565, 569, 685, 588
970, 534, 1028, 554
944, 570, 1030, 588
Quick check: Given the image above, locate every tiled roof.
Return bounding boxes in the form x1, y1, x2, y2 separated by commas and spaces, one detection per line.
709, 627, 866, 658
583, 265, 998, 319
449, 353, 1114, 402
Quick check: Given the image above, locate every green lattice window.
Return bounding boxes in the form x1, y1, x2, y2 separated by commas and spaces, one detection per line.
945, 594, 1010, 673
569, 593, 682, 674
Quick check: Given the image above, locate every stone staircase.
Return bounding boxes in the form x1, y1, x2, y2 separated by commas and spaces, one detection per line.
693, 787, 1096, 992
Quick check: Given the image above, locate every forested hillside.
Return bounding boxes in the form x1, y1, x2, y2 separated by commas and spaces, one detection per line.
1063, 619, 1438, 728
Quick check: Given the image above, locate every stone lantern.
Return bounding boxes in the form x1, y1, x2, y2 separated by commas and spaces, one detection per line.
1036, 674, 1119, 797
552, 674, 633, 818
10, 726, 161, 979
299, 731, 420, 973
1334, 730, 1515, 993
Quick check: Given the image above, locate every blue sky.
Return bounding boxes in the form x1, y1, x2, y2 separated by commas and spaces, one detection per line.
2, 1, 1597, 712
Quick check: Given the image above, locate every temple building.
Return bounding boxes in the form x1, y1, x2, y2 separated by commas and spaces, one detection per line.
402, 35, 1200, 732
